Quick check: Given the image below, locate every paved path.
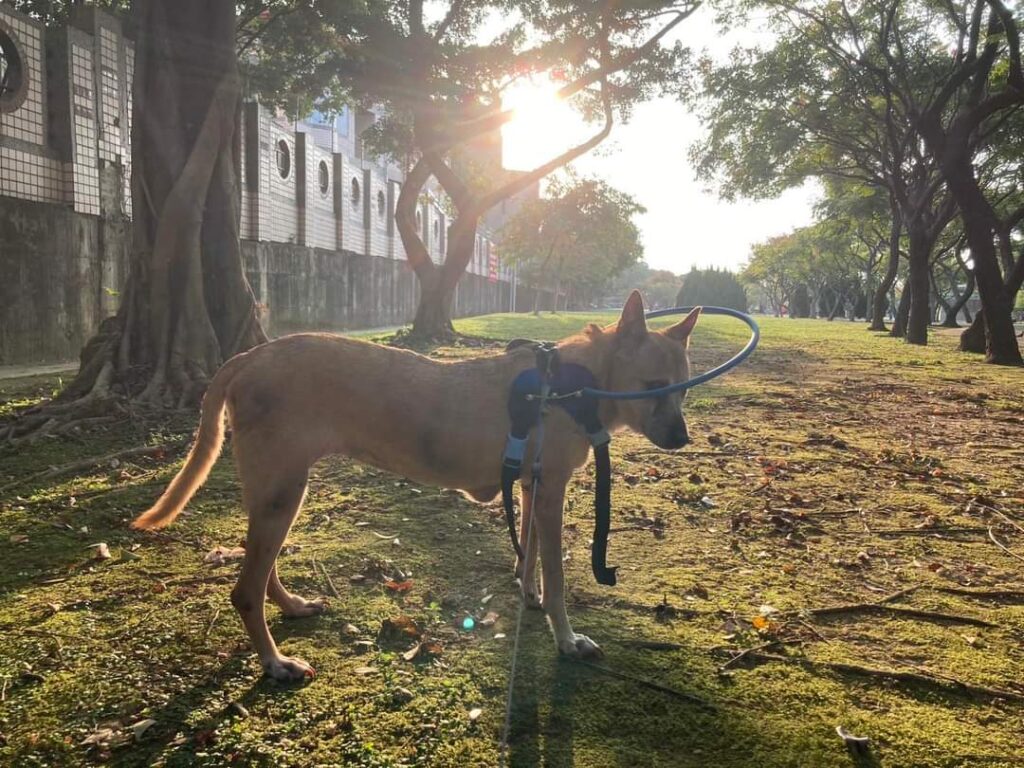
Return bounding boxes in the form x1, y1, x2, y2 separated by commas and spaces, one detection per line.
0, 362, 78, 381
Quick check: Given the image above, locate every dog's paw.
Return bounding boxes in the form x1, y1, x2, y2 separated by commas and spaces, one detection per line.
280, 596, 328, 619
557, 634, 604, 660
521, 587, 543, 611
262, 655, 316, 682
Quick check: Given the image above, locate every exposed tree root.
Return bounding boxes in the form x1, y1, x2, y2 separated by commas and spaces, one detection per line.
0, 442, 183, 495
713, 649, 1024, 703
785, 601, 997, 628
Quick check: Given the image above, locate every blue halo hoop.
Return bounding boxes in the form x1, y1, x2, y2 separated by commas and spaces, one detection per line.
581, 305, 760, 401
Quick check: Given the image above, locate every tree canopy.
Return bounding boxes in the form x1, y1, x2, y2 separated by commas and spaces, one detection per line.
676, 267, 748, 311
499, 173, 645, 311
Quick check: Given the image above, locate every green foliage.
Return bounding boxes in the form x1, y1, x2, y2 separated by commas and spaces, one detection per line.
676, 267, 747, 311
499, 173, 645, 305
605, 262, 683, 309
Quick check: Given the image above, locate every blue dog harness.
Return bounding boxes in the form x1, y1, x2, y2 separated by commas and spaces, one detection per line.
501, 341, 617, 585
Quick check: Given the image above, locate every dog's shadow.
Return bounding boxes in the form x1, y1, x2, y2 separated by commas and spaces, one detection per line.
506, 625, 578, 768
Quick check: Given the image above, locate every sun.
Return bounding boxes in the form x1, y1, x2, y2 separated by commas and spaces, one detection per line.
501, 77, 591, 171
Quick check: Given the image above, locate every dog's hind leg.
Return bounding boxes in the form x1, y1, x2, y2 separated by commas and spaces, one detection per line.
231, 464, 315, 682
533, 478, 603, 660
268, 564, 327, 618
515, 484, 541, 610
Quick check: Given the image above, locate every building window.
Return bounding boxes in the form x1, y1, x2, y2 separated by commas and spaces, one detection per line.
0, 23, 28, 114
433, 220, 440, 242
351, 176, 361, 207
276, 139, 291, 179
377, 190, 386, 217
415, 209, 422, 231
318, 160, 330, 196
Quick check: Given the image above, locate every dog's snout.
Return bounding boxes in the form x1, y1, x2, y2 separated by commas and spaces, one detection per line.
648, 420, 689, 450
670, 423, 690, 448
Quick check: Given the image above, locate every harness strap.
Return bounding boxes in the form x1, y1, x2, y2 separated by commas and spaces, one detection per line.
501, 340, 618, 586
501, 343, 558, 562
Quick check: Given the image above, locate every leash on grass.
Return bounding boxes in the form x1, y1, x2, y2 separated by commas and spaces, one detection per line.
498, 344, 556, 764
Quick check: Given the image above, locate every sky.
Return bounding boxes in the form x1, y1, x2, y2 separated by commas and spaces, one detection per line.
499, 5, 819, 276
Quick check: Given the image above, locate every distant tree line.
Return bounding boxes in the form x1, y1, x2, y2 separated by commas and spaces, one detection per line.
689, 0, 1024, 364
676, 267, 748, 312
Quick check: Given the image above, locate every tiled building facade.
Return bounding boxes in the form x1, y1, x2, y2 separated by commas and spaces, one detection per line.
0, 3, 518, 360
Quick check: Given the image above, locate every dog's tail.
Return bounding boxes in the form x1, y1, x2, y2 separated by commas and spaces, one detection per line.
131, 354, 247, 531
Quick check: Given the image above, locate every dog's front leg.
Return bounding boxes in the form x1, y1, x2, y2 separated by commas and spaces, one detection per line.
532, 477, 603, 659
515, 484, 541, 609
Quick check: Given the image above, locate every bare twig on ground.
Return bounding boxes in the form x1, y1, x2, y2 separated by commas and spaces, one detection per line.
573, 659, 717, 710
875, 586, 922, 604
718, 639, 803, 672
988, 527, 1024, 565
313, 556, 342, 599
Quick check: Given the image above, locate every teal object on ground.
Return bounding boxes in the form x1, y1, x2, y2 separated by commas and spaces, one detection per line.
462, 616, 475, 631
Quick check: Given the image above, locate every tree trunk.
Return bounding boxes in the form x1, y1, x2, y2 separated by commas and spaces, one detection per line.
870, 210, 901, 331
412, 280, 456, 338
891, 286, 911, 339
943, 270, 974, 328
20, 0, 264, 427
940, 142, 1022, 363
960, 312, 987, 353
905, 226, 931, 346
827, 290, 845, 321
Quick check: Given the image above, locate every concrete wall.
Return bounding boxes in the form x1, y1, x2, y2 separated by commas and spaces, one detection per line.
242, 240, 522, 336
0, 194, 540, 365
0, 189, 128, 365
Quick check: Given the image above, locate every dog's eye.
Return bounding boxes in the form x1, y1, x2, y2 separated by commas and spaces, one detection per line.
644, 380, 669, 391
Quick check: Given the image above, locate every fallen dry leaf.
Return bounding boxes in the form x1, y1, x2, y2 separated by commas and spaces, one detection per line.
384, 579, 414, 593
130, 719, 156, 740
203, 546, 245, 566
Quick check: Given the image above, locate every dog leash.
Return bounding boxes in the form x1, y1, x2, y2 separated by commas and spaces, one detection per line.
498, 344, 556, 764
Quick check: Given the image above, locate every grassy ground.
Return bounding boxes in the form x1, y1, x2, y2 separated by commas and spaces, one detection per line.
1, 314, 1023, 768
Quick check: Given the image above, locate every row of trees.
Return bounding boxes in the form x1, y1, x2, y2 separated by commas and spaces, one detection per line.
690, 0, 1024, 364
743, 181, 978, 328
6, 0, 701, 433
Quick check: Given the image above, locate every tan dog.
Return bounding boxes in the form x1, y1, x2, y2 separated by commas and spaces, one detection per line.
132, 291, 699, 681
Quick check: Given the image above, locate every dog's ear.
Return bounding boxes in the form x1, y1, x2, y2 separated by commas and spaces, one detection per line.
664, 307, 701, 344
615, 290, 648, 343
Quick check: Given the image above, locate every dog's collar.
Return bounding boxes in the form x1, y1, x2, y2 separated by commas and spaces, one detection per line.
500, 341, 616, 587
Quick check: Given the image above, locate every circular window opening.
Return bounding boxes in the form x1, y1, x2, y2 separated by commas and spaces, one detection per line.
350, 177, 361, 207
377, 190, 386, 217
275, 139, 291, 179
0, 24, 29, 114
318, 160, 330, 196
